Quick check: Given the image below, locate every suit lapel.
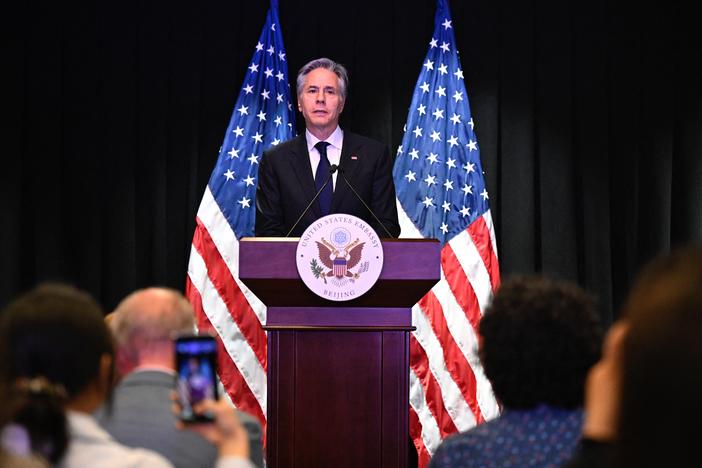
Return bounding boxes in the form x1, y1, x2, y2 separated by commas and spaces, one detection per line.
287, 135, 321, 218
331, 133, 361, 213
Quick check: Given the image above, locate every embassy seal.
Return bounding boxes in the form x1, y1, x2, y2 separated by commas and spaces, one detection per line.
296, 214, 384, 301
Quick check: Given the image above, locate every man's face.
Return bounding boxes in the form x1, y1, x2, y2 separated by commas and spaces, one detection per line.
298, 67, 345, 137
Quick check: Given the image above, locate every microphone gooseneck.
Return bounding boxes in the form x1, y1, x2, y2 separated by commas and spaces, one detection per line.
285, 165, 338, 237
336, 167, 394, 238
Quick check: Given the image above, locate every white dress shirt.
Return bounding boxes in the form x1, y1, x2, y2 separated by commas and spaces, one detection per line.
305, 126, 343, 190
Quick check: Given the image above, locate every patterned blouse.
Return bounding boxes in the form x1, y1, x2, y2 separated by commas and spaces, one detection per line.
429, 405, 584, 468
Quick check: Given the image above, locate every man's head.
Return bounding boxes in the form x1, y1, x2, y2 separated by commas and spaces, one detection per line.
110, 287, 195, 375
616, 246, 702, 467
296, 58, 348, 139
479, 276, 602, 410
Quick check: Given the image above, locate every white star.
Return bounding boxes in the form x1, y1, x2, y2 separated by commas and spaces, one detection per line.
440, 42, 450, 53
426, 152, 439, 164
232, 126, 244, 137
443, 179, 454, 191
469, 117, 475, 130
271, 138, 280, 146
252, 132, 263, 143
435, 86, 446, 97
423, 60, 434, 71
278, 51, 286, 61
256, 110, 266, 121
432, 108, 444, 120
438, 64, 448, 75
442, 201, 451, 213
448, 135, 459, 147
464, 162, 475, 173
442, 18, 452, 29
264, 67, 274, 78
453, 90, 463, 102
223, 169, 235, 181
450, 113, 461, 125
420, 82, 430, 93
276, 71, 284, 81
446, 157, 456, 169
243, 84, 253, 94
409, 148, 419, 160
247, 154, 259, 164
413, 126, 423, 138
430, 130, 441, 142
255, 42, 264, 52
276, 93, 284, 103
429, 38, 438, 48
227, 148, 239, 159
467, 139, 478, 151
261, 89, 270, 100
422, 196, 435, 208
460, 205, 470, 217
237, 105, 248, 116
397, 145, 404, 155
238, 197, 251, 208
274, 116, 282, 126
424, 174, 437, 186
454, 68, 464, 80
440, 223, 449, 234
417, 104, 427, 115
271, 23, 276, 31
462, 184, 473, 195
267, 45, 275, 55
243, 175, 255, 186
248, 63, 258, 73
481, 189, 489, 200
405, 170, 416, 182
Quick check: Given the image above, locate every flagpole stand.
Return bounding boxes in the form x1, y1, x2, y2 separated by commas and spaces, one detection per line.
239, 238, 440, 468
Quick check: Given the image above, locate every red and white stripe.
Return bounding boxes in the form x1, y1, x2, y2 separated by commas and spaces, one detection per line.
186, 187, 268, 431
398, 201, 501, 466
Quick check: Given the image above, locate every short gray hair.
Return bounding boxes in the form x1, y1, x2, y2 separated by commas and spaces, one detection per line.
296, 57, 349, 100
111, 287, 195, 348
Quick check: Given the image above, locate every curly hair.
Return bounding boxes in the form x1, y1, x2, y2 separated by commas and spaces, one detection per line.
479, 275, 602, 409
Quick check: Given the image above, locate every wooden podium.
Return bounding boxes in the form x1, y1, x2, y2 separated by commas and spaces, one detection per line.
239, 238, 440, 468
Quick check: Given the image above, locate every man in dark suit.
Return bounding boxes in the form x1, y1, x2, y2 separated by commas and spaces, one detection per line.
96, 288, 264, 468
255, 57, 401, 237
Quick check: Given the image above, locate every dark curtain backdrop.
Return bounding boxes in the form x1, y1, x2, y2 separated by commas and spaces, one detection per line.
3, 0, 701, 323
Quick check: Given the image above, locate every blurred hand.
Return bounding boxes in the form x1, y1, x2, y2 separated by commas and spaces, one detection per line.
174, 397, 250, 459
581, 320, 629, 441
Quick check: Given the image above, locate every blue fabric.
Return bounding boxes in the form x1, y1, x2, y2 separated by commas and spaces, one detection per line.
429, 405, 584, 468
314, 141, 332, 216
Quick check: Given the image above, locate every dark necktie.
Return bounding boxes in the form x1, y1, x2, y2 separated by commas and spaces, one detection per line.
314, 141, 332, 216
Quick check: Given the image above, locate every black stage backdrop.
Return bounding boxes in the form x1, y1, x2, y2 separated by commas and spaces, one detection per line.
3, 0, 701, 324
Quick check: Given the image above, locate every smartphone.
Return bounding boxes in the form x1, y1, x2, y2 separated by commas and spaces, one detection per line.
174, 334, 218, 423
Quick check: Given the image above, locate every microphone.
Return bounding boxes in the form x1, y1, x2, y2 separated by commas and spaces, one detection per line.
285, 164, 339, 237
336, 167, 395, 238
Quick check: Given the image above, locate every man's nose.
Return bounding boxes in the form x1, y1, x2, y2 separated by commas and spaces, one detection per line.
315, 90, 325, 103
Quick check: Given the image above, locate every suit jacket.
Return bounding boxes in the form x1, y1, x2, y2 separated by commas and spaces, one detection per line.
255, 132, 401, 237
95, 370, 263, 468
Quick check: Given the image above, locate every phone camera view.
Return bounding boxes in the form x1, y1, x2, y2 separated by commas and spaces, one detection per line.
175, 336, 218, 422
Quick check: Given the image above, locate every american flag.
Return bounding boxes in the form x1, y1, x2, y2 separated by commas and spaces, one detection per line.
185, 0, 295, 434
392, 0, 501, 465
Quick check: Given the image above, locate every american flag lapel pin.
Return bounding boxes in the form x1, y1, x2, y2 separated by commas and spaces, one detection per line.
351, 155, 358, 160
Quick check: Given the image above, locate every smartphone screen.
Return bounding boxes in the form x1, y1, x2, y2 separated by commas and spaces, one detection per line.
174, 334, 218, 423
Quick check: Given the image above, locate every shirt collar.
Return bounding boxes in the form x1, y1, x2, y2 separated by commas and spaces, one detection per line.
305, 126, 343, 152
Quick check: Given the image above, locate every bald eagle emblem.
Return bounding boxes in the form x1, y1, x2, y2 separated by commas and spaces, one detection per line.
309, 231, 369, 286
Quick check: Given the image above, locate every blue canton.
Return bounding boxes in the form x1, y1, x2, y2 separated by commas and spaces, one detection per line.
429, 405, 584, 468
208, 0, 296, 238
392, 0, 490, 245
